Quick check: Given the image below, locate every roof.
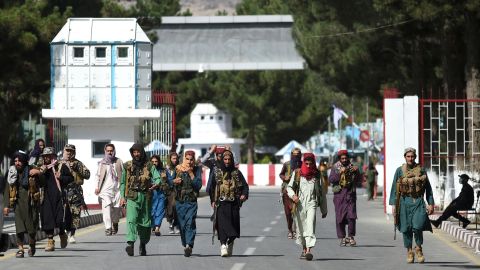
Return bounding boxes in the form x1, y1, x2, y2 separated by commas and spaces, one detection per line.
51, 18, 151, 44
152, 15, 305, 71
191, 103, 224, 115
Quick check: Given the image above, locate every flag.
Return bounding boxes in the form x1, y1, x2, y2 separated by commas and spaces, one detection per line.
333, 106, 347, 129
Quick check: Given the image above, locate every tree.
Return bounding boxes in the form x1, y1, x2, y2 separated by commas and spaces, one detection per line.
0, 0, 71, 160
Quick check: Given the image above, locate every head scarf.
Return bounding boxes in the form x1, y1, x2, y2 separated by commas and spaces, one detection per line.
177, 151, 195, 172
300, 153, 318, 180
404, 147, 416, 156
290, 148, 302, 170
29, 139, 45, 158
100, 143, 117, 165
219, 150, 235, 172
13, 151, 29, 188
337, 149, 348, 158
129, 143, 147, 170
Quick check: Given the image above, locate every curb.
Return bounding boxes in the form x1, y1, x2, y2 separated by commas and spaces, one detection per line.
437, 218, 480, 253
6, 213, 103, 248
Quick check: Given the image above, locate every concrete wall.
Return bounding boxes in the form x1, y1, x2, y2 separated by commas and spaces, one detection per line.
384, 96, 419, 214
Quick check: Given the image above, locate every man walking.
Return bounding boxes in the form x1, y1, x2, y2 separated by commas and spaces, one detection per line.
279, 148, 302, 239
95, 143, 123, 236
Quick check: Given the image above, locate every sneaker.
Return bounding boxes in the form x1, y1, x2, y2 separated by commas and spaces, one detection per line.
220, 244, 228, 257
169, 223, 175, 234
340, 238, 347, 246
174, 227, 180, 234
300, 251, 306, 259
184, 245, 192, 257
305, 252, 313, 261
463, 220, 471, 229
68, 235, 76, 244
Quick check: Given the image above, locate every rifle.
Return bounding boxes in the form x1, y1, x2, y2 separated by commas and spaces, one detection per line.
211, 203, 217, 245
394, 180, 401, 240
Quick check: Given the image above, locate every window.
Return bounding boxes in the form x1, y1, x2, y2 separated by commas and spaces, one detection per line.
92, 141, 110, 158
210, 116, 214, 120
200, 115, 205, 120
96, 47, 106, 58
218, 116, 223, 120
73, 47, 84, 58
118, 47, 128, 58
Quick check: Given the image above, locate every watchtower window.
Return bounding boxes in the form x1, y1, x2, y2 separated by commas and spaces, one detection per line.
118, 47, 128, 58
73, 47, 84, 58
96, 47, 106, 58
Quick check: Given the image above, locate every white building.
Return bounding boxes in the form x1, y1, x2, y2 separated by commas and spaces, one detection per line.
42, 18, 160, 205
178, 103, 244, 161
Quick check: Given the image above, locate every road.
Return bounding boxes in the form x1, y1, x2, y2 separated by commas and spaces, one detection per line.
1, 187, 479, 269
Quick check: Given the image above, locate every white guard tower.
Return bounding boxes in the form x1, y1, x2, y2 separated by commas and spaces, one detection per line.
178, 103, 244, 161
42, 18, 160, 205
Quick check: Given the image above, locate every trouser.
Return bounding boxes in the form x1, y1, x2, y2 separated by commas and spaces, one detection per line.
294, 203, 317, 248
16, 233, 36, 247
0, 194, 3, 235
102, 200, 121, 230
367, 181, 375, 200
437, 202, 470, 224
403, 229, 423, 248
45, 228, 67, 238
126, 222, 151, 244
166, 192, 177, 225
336, 218, 356, 238
282, 192, 294, 232
176, 201, 197, 248
151, 192, 166, 227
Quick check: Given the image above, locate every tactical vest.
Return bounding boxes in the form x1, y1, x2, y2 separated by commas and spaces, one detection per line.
338, 164, 356, 189
214, 167, 243, 202
398, 164, 427, 198
125, 161, 153, 193
63, 159, 90, 186
9, 168, 41, 208
175, 167, 199, 202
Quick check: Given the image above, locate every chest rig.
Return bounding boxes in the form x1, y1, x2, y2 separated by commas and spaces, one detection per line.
9, 168, 41, 208
338, 164, 356, 189
214, 167, 242, 202
125, 161, 152, 193
175, 167, 199, 202
398, 164, 427, 198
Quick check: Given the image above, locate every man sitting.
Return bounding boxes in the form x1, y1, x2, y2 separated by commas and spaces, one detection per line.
431, 174, 474, 229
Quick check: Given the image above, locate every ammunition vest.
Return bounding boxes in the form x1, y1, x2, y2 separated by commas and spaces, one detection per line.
9, 168, 41, 208
63, 159, 90, 186
338, 164, 357, 189
175, 167, 199, 202
214, 167, 243, 202
281, 162, 293, 192
398, 164, 427, 198
125, 161, 153, 193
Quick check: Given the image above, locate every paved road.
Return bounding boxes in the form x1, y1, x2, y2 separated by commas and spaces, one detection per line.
1, 187, 479, 269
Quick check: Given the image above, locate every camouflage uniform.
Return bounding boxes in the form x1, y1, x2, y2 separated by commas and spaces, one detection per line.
63, 144, 90, 235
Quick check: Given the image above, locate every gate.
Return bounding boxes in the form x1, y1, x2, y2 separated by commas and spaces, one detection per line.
420, 99, 480, 208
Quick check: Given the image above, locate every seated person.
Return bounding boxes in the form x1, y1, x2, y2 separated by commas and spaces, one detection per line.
431, 174, 474, 228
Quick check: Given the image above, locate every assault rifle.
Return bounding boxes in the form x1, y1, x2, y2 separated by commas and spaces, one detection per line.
211, 203, 217, 245
394, 180, 401, 240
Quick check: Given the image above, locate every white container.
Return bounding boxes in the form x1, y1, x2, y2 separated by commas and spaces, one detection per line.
68, 66, 90, 87
115, 87, 135, 109
90, 66, 111, 88
68, 88, 90, 109
90, 87, 111, 109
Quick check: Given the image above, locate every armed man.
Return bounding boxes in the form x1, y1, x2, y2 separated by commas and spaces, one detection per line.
389, 147, 434, 264
62, 144, 91, 244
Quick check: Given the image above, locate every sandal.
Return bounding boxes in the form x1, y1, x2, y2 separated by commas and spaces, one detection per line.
349, 237, 357, 246
340, 238, 347, 246
287, 232, 293, 239
16, 250, 24, 258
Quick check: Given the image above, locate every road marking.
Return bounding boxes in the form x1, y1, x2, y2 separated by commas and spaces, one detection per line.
255, 236, 266, 242
280, 211, 285, 215
270, 220, 278, 225
275, 215, 281, 220
433, 229, 480, 266
263, 227, 272, 232
231, 263, 246, 270
243, 247, 256, 256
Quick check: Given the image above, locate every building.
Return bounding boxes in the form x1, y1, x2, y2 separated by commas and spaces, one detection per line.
42, 18, 161, 205
178, 103, 244, 160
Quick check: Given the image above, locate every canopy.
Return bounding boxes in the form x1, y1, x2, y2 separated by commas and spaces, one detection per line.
144, 140, 171, 152
275, 140, 309, 156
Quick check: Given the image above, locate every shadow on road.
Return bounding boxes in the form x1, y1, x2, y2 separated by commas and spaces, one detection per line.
315, 258, 365, 261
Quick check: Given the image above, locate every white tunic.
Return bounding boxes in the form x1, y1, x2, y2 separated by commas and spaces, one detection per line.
98, 165, 120, 207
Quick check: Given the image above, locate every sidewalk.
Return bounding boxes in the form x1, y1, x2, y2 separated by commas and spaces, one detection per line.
431, 213, 480, 253
2, 209, 103, 248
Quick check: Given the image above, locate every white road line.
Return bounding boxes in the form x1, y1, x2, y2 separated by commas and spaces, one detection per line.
270, 220, 278, 225
255, 235, 266, 242
231, 263, 246, 270
243, 247, 256, 256
263, 227, 272, 232
275, 215, 281, 220
280, 211, 285, 214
